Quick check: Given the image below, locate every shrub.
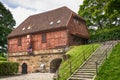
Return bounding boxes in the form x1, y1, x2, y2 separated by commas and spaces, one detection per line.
90, 27, 120, 42
0, 62, 19, 76
0, 57, 7, 61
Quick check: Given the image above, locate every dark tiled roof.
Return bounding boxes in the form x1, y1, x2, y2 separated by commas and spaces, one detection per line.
7, 6, 86, 38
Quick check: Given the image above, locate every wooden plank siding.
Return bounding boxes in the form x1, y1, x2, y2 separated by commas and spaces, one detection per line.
8, 30, 68, 53
67, 15, 89, 45
67, 15, 89, 39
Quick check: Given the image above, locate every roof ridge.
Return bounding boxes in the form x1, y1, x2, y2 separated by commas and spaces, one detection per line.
29, 6, 84, 20
30, 6, 72, 17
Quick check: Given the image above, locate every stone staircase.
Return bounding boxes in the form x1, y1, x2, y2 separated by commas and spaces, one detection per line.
68, 41, 117, 80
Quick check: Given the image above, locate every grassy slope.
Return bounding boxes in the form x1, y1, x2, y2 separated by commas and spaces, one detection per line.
58, 44, 100, 80
95, 43, 120, 80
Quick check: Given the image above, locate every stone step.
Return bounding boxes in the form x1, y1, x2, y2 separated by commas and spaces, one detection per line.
85, 62, 96, 65
77, 70, 96, 73
78, 68, 96, 71
80, 64, 101, 69
87, 57, 105, 62
82, 66, 96, 69
71, 74, 94, 79
87, 59, 99, 62
92, 52, 107, 55
83, 64, 96, 66
85, 61, 103, 65
83, 62, 101, 66
74, 71, 95, 76
70, 76, 92, 80
91, 54, 104, 57
92, 54, 106, 57
92, 53, 106, 57
81, 67, 96, 70
86, 59, 103, 62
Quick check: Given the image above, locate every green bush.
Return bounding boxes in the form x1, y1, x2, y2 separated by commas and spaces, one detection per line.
0, 62, 19, 76
90, 27, 120, 42
0, 57, 7, 61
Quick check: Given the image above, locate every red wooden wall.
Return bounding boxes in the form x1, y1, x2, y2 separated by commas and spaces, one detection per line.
67, 15, 89, 38
8, 30, 68, 53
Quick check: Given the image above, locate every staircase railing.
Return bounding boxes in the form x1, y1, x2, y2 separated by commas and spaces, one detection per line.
54, 44, 98, 80
95, 41, 117, 75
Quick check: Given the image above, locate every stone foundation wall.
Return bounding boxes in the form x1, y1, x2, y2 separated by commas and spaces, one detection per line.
8, 48, 65, 73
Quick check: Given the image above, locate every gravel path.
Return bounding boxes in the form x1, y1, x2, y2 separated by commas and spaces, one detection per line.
0, 73, 54, 80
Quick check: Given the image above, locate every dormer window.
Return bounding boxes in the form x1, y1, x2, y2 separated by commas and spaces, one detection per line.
76, 20, 79, 24
22, 27, 25, 30
73, 19, 76, 23
27, 35, 30, 38
27, 26, 31, 29
50, 21, 53, 25
57, 20, 61, 24
73, 18, 80, 25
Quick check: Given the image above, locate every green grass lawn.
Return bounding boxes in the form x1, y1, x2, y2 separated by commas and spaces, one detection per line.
95, 43, 120, 80
58, 43, 100, 80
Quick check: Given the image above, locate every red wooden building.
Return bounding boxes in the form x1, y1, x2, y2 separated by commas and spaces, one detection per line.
7, 6, 89, 73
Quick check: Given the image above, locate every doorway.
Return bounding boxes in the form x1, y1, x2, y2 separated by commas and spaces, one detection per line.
50, 58, 62, 73
22, 63, 28, 74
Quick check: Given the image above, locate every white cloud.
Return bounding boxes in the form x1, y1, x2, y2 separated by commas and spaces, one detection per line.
4, 4, 40, 27
1, 0, 83, 27
11, 7, 40, 27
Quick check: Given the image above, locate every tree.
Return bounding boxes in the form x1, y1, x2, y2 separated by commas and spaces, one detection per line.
78, 0, 120, 29
105, 0, 120, 26
0, 2, 16, 53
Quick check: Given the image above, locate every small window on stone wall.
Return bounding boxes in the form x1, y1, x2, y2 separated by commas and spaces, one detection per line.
18, 37, 21, 46
42, 34, 46, 43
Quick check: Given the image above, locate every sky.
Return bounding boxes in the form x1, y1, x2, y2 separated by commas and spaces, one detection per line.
0, 0, 83, 27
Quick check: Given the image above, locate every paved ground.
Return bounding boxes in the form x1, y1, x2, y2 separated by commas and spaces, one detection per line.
0, 73, 54, 80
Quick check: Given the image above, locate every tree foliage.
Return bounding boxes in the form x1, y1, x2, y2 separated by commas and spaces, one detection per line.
78, 0, 120, 29
90, 27, 120, 42
0, 2, 16, 53
0, 62, 19, 75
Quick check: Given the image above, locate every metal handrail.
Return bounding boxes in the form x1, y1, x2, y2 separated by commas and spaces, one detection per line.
57, 44, 97, 80
97, 41, 114, 62
58, 46, 92, 72
68, 45, 93, 72
95, 41, 116, 74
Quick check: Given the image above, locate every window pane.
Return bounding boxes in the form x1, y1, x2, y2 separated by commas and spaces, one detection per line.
42, 34, 46, 43
18, 37, 21, 46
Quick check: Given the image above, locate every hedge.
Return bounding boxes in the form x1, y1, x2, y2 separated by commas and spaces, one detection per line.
89, 27, 120, 42
0, 57, 7, 61
0, 62, 19, 76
